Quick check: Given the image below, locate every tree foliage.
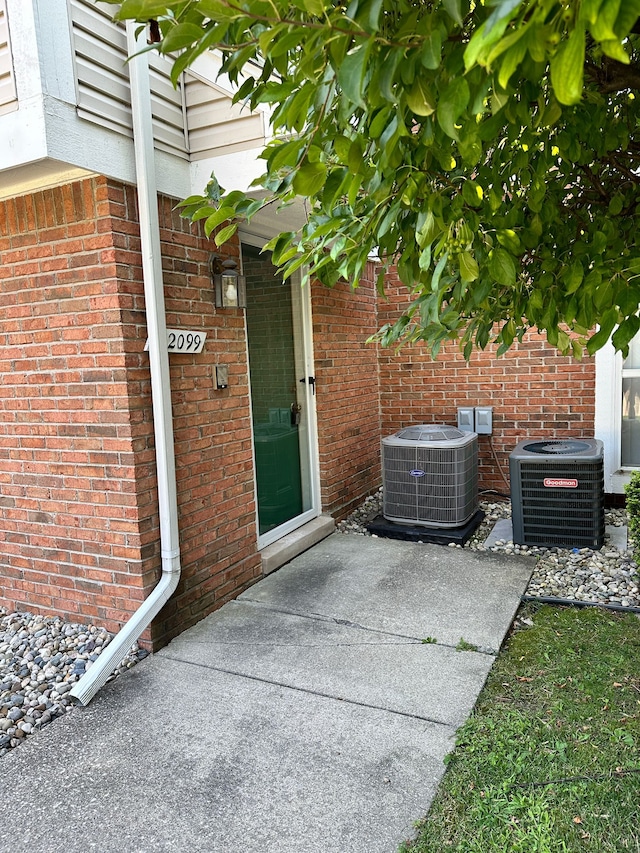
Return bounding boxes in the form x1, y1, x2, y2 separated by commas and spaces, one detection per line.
111, 0, 640, 358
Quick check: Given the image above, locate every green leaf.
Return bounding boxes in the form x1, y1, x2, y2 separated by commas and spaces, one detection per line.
443, 0, 463, 26
348, 138, 364, 173
496, 229, 520, 254
484, 0, 525, 35
369, 106, 391, 138
292, 161, 328, 195
464, 19, 507, 70
586, 307, 619, 354
550, 26, 586, 105
489, 248, 516, 286
612, 316, 640, 353
379, 48, 402, 101
419, 246, 432, 270
580, 0, 606, 25
416, 210, 441, 248
564, 260, 584, 294
437, 77, 470, 140
614, 0, 640, 37
431, 251, 449, 292
268, 139, 304, 172
214, 222, 238, 247
590, 0, 620, 40
421, 31, 442, 70
459, 252, 479, 282
160, 22, 205, 53
204, 206, 235, 237
406, 77, 436, 117
337, 40, 373, 108
600, 39, 630, 64
462, 181, 483, 207
302, 0, 326, 14
117, 0, 174, 19
609, 194, 624, 216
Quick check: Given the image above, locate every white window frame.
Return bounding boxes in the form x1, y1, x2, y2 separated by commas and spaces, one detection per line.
595, 341, 638, 493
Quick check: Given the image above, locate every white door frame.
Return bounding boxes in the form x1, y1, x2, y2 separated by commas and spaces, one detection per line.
239, 230, 321, 549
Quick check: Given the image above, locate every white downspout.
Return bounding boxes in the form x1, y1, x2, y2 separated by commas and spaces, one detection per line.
70, 22, 181, 705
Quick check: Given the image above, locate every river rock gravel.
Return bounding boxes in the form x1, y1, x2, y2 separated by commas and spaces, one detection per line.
337, 488, 639, 609
0, 609, 147, 758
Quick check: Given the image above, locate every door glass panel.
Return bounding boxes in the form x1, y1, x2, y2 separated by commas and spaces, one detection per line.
621, 338, 640, 467
243, 243, 307, 535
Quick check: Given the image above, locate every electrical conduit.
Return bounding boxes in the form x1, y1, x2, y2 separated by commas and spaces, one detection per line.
70, 22, 181, 705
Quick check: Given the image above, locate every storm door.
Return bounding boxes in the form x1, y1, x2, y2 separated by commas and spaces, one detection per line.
241, 237, 319, 547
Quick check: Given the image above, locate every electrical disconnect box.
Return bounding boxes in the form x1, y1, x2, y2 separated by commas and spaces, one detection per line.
457, 407, 475, 432
475, 406, 493, 435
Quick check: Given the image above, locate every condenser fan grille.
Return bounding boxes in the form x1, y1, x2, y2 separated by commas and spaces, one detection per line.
522, 440, 592, 455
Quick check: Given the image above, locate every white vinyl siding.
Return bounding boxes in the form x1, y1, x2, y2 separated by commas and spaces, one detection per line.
185, 75, 266, 158
69, 0, 188, 158
0, 0, 17, 115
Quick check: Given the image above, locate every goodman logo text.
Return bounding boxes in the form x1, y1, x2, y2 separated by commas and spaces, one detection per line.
543, 477, 578, 488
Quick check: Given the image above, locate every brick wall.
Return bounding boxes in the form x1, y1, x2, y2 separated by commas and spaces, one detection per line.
0, 177, 262, 647
312, 267, 382, 518
377, 275, 597, 492
0, 178, 152, 629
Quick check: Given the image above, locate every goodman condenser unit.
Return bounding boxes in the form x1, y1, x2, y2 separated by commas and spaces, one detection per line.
509, 439, 605, 549
382, 425, 478, 528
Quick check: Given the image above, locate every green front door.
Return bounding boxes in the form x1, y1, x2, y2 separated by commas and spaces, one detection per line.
242, 241, 316, 539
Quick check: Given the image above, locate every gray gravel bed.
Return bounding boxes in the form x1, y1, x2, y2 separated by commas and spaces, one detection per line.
0, 608, 147, 758
337, 489, 639, 609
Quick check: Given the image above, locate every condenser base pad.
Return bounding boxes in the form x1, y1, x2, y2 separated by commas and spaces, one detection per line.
367, 510, 484, 546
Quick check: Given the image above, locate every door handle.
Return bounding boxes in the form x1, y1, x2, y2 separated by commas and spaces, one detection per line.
299, 376, 316, 394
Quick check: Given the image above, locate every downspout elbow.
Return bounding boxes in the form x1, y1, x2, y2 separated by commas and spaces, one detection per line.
69, 558, 181, 706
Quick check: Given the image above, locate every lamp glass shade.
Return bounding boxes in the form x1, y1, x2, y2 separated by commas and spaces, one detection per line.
214, 272, 247, 308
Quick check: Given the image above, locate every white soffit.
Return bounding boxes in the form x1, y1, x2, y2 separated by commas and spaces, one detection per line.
0, 160, 94, 201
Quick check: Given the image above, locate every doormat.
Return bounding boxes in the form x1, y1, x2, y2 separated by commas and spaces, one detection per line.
366, 510, 485, 546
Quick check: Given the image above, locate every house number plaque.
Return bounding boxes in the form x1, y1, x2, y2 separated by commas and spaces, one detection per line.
144, 329, 207, 354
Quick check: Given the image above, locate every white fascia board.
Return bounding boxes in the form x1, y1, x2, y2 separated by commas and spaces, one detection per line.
0, 95, 48, 172
1, 98, 191, 200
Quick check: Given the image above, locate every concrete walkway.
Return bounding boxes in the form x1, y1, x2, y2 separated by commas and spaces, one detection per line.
0, 535, 533, 853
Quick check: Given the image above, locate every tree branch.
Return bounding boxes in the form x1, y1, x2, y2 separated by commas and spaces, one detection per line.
585, 57, 640, 93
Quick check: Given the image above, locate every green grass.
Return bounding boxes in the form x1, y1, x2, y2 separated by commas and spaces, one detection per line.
401, 605, 640, 853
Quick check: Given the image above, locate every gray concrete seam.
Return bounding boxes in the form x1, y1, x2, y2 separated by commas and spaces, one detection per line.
234, 597, 498, 654
159, 652, 473, 728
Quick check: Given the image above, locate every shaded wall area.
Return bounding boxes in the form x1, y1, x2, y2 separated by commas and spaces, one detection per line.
312, 267, 383, 518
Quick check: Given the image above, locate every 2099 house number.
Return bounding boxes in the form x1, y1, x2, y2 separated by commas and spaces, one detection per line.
144, 329, 207, 354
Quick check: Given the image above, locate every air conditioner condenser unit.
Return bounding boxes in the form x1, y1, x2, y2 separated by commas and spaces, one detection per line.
509, 438, 605, 549
382, 424, 479, 528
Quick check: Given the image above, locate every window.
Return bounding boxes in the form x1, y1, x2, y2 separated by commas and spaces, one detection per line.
595, 337, 640, 493
621, 337, 640, 467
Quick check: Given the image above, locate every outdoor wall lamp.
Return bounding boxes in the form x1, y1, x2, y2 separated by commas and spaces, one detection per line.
210, 254, 247, 309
